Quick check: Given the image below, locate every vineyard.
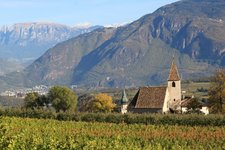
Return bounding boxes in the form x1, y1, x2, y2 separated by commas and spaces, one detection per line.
0, 117, 225, 149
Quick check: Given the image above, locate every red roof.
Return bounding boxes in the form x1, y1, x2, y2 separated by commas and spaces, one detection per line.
168, 59, 180, 81
128, 86, 167, 109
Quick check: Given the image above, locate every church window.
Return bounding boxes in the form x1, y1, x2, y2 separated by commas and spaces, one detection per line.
172, 81, 176, 87
174, 99, 175, 101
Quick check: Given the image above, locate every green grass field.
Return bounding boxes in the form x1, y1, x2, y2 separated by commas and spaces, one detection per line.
182, 81, 210, 99
0, 116, 225, 149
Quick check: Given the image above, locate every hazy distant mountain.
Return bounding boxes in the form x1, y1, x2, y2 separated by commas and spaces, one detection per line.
0, 27, 116, 88
1, 0, 225, 89
0, 58, 23, 76
0, 22, 102, 61
0, 22, 101, 75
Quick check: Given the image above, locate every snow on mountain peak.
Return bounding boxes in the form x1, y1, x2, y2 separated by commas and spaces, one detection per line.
73, 22, 92, 29
104, 22, 130, 28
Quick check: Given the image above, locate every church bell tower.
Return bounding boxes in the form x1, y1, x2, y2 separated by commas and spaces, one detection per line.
167, 58, 181, 110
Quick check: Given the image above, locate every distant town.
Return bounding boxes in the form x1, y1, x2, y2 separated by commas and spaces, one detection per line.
0, 85, 50, 98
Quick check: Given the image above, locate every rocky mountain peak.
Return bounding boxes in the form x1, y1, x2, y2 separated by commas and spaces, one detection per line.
0, 22, 102, 61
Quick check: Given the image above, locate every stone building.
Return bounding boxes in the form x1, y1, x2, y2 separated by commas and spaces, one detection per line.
127, 59, 182, 113
181, 98, 209, 115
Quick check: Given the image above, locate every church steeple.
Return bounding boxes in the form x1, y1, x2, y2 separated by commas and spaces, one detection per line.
121, 89, 128, 104
168, 58, 180, 81
120, 89, 128, 114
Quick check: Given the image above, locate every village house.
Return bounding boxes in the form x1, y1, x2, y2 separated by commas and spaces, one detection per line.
181, 98, 209, 115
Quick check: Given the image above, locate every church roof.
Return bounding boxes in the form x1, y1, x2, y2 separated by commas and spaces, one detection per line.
168, 59, 180, 81
128, 86, 167, 109
121, 89, 128, 104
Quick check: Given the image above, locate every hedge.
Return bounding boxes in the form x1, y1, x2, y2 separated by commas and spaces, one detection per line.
0, 108, 225, 126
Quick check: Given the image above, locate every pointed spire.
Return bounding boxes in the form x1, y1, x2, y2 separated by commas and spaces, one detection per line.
121, 89, 128, 104
168, 58, 180, 81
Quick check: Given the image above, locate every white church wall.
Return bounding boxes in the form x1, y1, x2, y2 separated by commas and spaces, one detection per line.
162, 88, 170, 113
121, 104, 128, 114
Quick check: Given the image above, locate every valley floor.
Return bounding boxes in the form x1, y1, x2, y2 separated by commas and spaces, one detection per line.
0, 117, 225, 149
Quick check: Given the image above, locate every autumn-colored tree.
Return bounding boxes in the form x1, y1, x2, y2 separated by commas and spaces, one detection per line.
89, 93, 116, 113
208, 69, 225, 114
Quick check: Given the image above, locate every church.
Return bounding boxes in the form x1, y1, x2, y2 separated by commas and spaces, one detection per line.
121, 59, 182, 114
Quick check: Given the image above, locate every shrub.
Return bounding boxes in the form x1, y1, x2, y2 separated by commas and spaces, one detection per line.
0, 108, 225, 126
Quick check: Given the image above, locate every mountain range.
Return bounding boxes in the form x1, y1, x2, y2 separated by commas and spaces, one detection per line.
0, 22, 102, 60
0, 23, 101, 74
1, 0, 225, 90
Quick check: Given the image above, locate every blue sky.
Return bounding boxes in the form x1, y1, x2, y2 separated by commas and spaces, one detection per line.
0, 0, 179, 27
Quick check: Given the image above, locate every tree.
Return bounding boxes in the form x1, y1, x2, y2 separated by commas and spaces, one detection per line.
48, 86, 77, 112
186, 98, 202, 114
208, 69, 225, 114
88, 93, 116, 113
24, 92, 48, 109
77, 94, 95, 112
24, 92, 40, 109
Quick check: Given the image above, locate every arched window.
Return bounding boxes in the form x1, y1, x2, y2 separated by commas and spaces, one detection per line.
172, 81, 176, 87
174, 99, 176, 101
